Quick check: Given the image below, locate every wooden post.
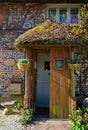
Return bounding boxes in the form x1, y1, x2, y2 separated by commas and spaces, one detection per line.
24, 52, 29, 109
27, 48, 33, 109
68, 47, 76, 115
24, 70, 29, 109
71, 70, 75, 97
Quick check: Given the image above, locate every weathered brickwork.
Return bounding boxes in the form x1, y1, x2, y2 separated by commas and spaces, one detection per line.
0, 3, 46, 98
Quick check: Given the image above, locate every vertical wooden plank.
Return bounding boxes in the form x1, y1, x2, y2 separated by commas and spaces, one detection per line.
68, 47, 72, 116
50, 48, 54, 118
50, 47, 72, 119
27, 48, 32, 108
56, 70, 59, 118
64, 48, 70, 118
63, 70, 66, 118
65, 69, 69, 118
31, 49, 33, 108
32, 49, 37, 110
29, 49, 37, 109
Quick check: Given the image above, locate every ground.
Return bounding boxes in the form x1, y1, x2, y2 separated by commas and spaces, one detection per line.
0, 109, 24, 130
0, 109, 71, 130
25, 119, 71, 130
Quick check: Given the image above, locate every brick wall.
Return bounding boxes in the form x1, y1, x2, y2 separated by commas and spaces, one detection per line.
0, 3, 46, 99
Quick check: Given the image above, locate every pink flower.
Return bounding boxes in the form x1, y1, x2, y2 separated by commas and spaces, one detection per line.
72, 18, 78, 23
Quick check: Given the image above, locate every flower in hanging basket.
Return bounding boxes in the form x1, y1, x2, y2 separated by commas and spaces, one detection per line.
17, 59, 29, 70
68, 55, 82, 70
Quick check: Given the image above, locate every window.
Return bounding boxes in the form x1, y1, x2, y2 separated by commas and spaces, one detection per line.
54, 58, 65, 70
44, 61, 50, 71
48, 8, 56, 21
46, 4, 80, 24
70, 8, 79, 24
59, 8, 67, 24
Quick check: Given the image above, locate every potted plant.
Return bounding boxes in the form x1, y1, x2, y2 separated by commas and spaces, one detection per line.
68, 55, 82, 70
17, 59, 29, 70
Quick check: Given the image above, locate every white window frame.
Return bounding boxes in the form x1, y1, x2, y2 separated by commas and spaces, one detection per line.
46, 4, 81, 24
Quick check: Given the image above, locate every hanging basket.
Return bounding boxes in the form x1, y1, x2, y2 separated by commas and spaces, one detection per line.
17, 63, 29, 70
68, 64, 82, 70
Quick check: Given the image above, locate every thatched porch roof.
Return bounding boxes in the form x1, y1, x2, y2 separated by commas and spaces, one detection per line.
15, 20, 88, 51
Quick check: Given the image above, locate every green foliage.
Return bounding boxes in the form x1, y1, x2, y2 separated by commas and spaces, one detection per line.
18, 59, 29, 64
68, 55, 81, 64
14, 101, 23, 110
70, 4, 88, 46
19, 109, 33, 125
80, 4, 88, 27
72, 55, 81, 64
80, 4, 88, 40
70, 108, 88, 130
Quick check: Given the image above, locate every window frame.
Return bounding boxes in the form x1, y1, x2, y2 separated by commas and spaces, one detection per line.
46, 4, 81, 24
53, 58, 65, 70
70, 8, 79, 24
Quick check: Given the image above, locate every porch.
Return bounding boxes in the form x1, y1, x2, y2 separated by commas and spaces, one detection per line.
14, 20, 87, 119
23, 46, 75, 119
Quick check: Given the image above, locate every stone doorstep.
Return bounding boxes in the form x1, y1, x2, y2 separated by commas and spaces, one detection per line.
1, 100, 17, 115
25, 120, 71, 130
1, 100, 17, 106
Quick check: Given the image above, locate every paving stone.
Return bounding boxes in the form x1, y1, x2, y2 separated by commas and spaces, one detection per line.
26, 120, 71, 130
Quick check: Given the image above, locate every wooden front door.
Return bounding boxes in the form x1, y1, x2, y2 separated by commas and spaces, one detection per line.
36, 53, 50, 107
50, 47, 72, 118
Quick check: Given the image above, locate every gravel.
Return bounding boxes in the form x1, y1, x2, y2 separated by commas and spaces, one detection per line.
0, 109, 25, 130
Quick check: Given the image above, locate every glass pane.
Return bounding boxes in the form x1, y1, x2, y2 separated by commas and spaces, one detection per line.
55, 60, 64, 68
48, 8, 56, 21
59, 9, 67, 24
71, 8, 78, 15
70, 8, 78, 24
44, 61, 50, 71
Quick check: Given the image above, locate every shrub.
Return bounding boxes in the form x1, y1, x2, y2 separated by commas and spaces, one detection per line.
70, 108, 88, 130
19, 109, 33, 125
14, 101, 23, 110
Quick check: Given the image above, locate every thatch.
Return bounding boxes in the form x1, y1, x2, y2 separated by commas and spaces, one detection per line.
15, 20, 88, 51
